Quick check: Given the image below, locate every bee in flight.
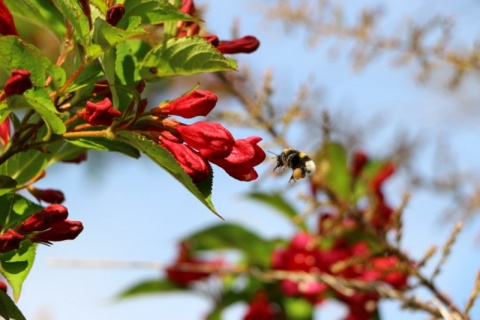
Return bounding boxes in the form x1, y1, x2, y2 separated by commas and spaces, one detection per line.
272, 148, 316, 182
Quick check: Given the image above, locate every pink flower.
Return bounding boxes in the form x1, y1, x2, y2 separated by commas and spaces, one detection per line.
158, 137, 210, 182
0, 0, 18, 36
180, 0, 196, 16
362, 256, 408, 289
152, 90, 218, 119
0, 117, 10, 149
3, 70, 32, 97
175, 121, 235, 158
0, 229, 23, 253
80, 98, 122, 126
216, 36, 260, 54
209, 136, 265, 181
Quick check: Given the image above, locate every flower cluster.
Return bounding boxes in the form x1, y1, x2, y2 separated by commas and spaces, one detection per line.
165, 242, 223, 286
146, 90, 265, 182
272, 225, 408, 319
0, 204, 83, 253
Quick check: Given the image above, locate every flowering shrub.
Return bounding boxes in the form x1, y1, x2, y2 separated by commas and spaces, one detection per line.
0, 0, 262, 317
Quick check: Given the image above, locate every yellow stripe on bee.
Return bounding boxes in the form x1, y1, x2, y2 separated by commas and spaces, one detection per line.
299, 152, 307, 158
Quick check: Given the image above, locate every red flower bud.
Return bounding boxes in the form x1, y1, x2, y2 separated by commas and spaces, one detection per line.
159, 138, 210, 182
29, 187, 65, 204
175, 121, 235, 159
202, 34, 219, 47
106, 4, 125, 27
243, 292, 281, 320
3, 70, 32, 97
0, 280, 6, 292
79, 98, 122, 126
20, 204, 69, 233
216, 36, 260, 54
0, 229, 23, 253
180, 0, 196, 16
78, 0, 92, 30
209, 136, 265, 181
33, 220, 83, 242
152, 90, 218, 119
0, 0, 19, 36
0, 117, 10, 149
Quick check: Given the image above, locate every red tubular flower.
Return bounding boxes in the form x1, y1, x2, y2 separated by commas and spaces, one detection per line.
159, 137, 210, 182
152, 90, 218, 119
369, 162, 395, 228
180, 0, 196, 15
351, 149, 368, 178
20, 204, 69, 233
79, 98, 122, 126
106, 4, 125, 27
216, 36, 260, 54
33, 220, 83, 242
209, 137, 266, 181
370, 161, 395, 198
202, 34, 220, 47
175, 121, 235, 158
0, 117, 10, 149
0, 0, 19, 36
29, 187, 65, 204
3, 70, 32, 97
0, 229, 23, 253
243, 292, 280, 320
166, 242, 222, 286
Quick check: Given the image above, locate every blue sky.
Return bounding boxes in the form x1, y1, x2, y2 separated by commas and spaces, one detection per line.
14, 1, 480, 319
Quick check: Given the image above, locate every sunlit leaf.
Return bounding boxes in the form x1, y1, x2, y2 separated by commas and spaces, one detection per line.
140, 36, 236, 80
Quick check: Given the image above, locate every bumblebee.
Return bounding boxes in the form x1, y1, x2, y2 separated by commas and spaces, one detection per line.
273, 148, 316, 181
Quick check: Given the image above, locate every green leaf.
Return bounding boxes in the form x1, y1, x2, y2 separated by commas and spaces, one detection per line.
66, 62, 104, 94
186, 223, 273, 267
0, 241, 36, 301
5, 88, 66, 135
318, 142, 351, 200
0, 176, 16, 197
116, 131, 218, 216
284, 297, 314, 320
0, 290, 26, 320
52, 0, 91, 47
117, 279, 183, 299
0, 150, 49, 187
5, 0, 66, 39
0, 37, 66, 90
140, 36, 237, 80
245, 192, 306, 231
119, 0, 197, 30
44, 140, 87, 165
91, 18, 146, 56
66, 137, 140, 158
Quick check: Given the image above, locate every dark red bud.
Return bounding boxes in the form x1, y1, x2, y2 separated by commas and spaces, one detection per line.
3, 70, 32, 97
351, 150, 368, 178
29, 188, 65, 204
20, 204, 69, 233
106, 4, 125, 27
216, 36, 260, 54
0, 0, 19, 36
0, 229, 23, 253
34, 220, 83, 242
0, 280, 7, 292
202, 34, 219, 47
79, 98, 121, 126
